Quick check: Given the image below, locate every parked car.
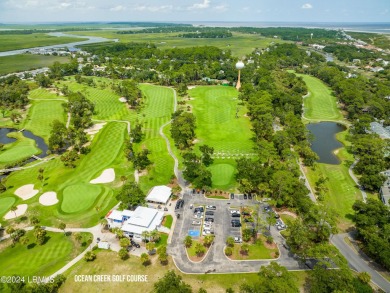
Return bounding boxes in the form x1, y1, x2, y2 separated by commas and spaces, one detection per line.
231, 213, 240, 217
243, 194, 248, 199
231, 219, 240, 223
192, 220, 201, 225
248, 194, 252, 200
194, 207, 204, 213
230, 210, 240, 214
205, 217, 214, 222
230, 193, 234, 199
206, 205, 216, 210
205, 211, 214, 216
234, 236, 242, 243
194, 214, 204, 219
231, 222, 241, 227
264, 206, 270, 212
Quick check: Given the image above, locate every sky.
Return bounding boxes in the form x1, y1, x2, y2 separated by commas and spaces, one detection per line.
0, 0, 389, 23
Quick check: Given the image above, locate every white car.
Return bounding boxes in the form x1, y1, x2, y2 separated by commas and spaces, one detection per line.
192, 220, 201, 225
230, 210, 240, 214
206, 205, 216, 210
203, 223, 212, 229
234, 236, 242, 243
193, 214, 204, 219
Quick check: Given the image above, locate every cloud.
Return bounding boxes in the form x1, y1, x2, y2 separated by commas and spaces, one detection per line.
214, 4, 228, 12
301, 3, 313, 9
110, 5, 126, 12
133, 5, 173, 12
188, 0, 210, 10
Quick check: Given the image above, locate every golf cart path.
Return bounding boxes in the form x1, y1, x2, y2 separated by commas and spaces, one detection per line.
348, 160, 367, 202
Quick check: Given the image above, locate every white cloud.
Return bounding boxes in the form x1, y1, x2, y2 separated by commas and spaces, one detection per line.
133, 5, 173, 12
214, 4, 228, 12
188, 0, 210, 10
110, 5, 126, 12
301, 3, 313, 9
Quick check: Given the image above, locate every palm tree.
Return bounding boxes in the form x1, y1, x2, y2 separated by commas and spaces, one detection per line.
240, 243, 249, 255
203, 235, 215, 247
141, 230, 150, 243
146, 242, 155, 252
58, 222, 66, 235
149, 230, 159, 242
10, 205, 17, 218
266, 211, 277, 230
120, 175, 127, 185
184, 235, 192, 248
74, 233, 82, 244
226, 236, 234, 247
140, 253, 150, 266
20, 235, 30, 247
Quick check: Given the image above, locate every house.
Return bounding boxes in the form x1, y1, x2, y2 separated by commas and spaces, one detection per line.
146, 185, 172, 205
379, 170, 390, 206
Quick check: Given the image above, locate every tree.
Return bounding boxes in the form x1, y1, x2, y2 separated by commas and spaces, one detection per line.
10, 229, 25, 244
48, 120, 68, 152
131, 120, 143, 143
170, 110, 196, 149
226, 236, 234, 247
120, 237, 130, 248
74, 233, 83, 244
120, 175, 127, 185
357, 272, 371, 284
194, 242, 206, 256
118, 248, 129, 260
225, 246, 233, 256
30, 216, 40, 226
149, 229, 160, 242
266, 212, 277, 230
10, 111, 22, 123
6, 226, 15, 235
10, 205, 18, 218
242, 228, 253, 242
84, 251, 96, 262
19, 235, 30, 247
158, 251, 168, 265
184, 235, 193, 248
141, 253, 150, 266
153, 270, 192, 293
240, 262, 299, 293
58, 222, 66, 235
146, 242, 155, 252
240, 243, 249, 255
133, 148, 152, 171
203, 235, 214, 247
142, 231, 150, 243
34, 226, 46, 245
199, 145, 214, 166
116, 182, 145, 209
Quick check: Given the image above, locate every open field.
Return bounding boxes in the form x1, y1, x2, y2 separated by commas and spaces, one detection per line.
0, 54, 69, 76
135, 84, 175, 192
189, 86, 254, 190
60, 251, 308, 292
23, 99, 66, 142
229, 237, 278, 260
72, 31, 289, 57
0, 231, 91, 278
0, 132, 40, 167
0, 33, 87, 52
293, 72, 343, 121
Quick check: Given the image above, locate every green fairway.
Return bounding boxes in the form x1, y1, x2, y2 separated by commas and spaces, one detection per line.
0, 132, 40, 167
135, 84, 175, 192
293, 73, 343, 121
0, 231, 91, 278
61, 183, 102, 213
0, 54, 69, 76
0, 33, 87, 52
0, 197, 16, 218
72, 31, 289, 57
23, 99, 66, 141
60, 78, 131, 121
29, 88, 66, 100
189, 86, 254, 189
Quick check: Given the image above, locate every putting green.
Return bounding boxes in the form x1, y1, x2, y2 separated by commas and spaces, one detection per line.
209, 163, 235, 187
61, 183, 102, 214
0, 197, 16, 217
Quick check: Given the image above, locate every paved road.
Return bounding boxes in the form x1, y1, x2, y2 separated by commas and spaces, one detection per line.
348, 160, 367, 202
331, 233, 390, 292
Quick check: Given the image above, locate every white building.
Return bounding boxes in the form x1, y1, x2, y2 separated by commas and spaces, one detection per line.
146, 185, 172, 205
106, 206, 164, 241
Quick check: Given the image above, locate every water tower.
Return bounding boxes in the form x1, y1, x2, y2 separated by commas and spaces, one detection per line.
235, 61, 245, 90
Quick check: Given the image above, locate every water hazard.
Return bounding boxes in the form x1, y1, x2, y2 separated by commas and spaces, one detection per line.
306, 122, 346, 164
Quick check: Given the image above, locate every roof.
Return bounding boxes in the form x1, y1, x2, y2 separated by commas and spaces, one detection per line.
98, 242, 110, 249
106, 210, 123, 221
380, 170, 390, 206
146, 186, 172, 204
121, 207, 164, 235
122, 210, 134, 217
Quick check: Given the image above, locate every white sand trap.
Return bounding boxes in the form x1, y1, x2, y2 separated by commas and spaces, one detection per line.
85, 122, 106, 135
90, 168, 115, 184
39, 192, 59, 206
119, 97, 127, 103
188, 85, 196, 89
14, 184, 39, 200
3, 204, 28, 220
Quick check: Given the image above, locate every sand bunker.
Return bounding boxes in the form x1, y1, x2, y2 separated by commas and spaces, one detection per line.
39, 192, 59, 206
14, 184, 39, 200
90, 168, 115, 184
85, 123, 106, 135
188, 86, 196, 89
3, 204, 28, 220
119, 97, 127, 103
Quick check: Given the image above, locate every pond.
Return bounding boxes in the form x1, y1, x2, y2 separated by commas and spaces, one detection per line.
0, 128, 48, 159
306, 122, 346, 165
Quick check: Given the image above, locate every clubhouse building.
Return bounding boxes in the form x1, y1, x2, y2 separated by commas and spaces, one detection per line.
145, 185, 172, 205
106, 206, 164, 241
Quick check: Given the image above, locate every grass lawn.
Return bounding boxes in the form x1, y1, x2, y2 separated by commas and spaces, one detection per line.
0, 132, 40, 167
0, 54, 69, 76
188, 86, 254, 190
23, 99, 66, 142
280, 214, 296, 226
0, 231, 91, 278
186, 240, 209, 262
228, 236, 278, 260
60, 251, 308, 292
0, 33, 87, 52
292, 72, 343, 121
72, 31, 290, 57
162, 215, 173, 229
0, 197, 16, 218
155, 233, 168, 248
